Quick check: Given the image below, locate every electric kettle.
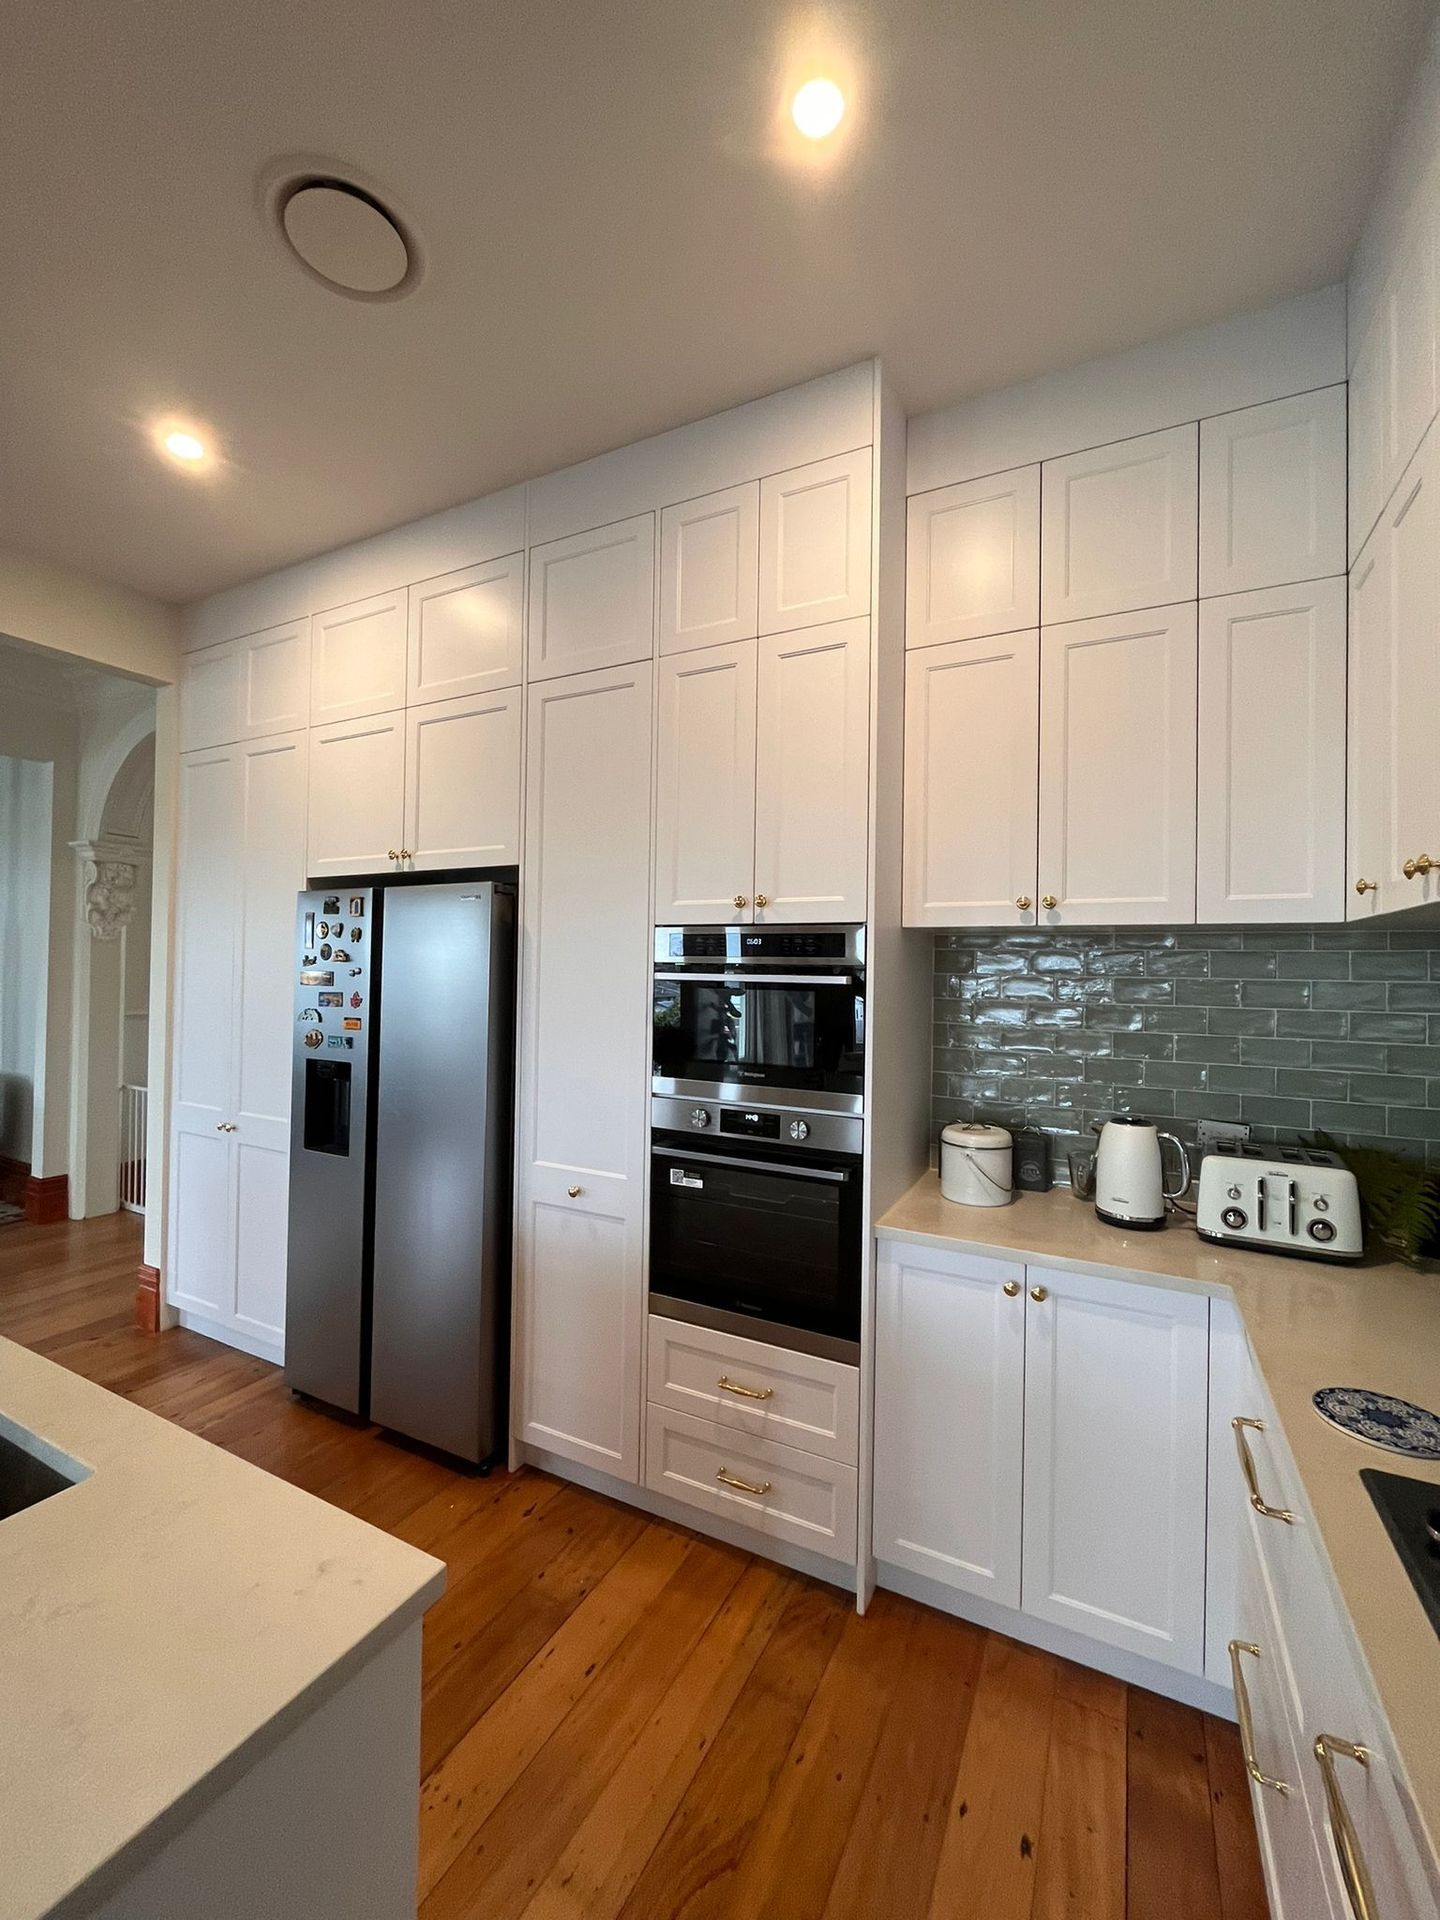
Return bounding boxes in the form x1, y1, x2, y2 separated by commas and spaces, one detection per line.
1093, 1117, 1191, 1229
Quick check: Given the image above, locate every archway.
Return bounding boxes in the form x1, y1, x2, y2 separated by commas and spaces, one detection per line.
69, 728, 155, 1219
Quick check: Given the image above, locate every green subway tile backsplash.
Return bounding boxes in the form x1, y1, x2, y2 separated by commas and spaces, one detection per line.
931, 926, 1440, 1176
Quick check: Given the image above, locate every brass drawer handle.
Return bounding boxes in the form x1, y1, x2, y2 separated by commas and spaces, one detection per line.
1232, 1416, 1295, 1523
1227, 1641, 1290, 1794
718, 1375, 775, 1401
1314, 1734, 1376, 1920
716, 1466, 772, 1497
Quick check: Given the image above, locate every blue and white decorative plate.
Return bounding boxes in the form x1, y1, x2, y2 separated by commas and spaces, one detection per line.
1312, 1387, 1440, 1459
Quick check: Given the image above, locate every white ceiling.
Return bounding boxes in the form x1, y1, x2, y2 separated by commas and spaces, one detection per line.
0, 0, 1427, 605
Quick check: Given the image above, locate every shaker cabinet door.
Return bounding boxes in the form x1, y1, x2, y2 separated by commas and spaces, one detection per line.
1199, 387, 1346, 598
654, 639, 757, 924
1347, 529, 1391, 919
516, 661, 653, 1484
1041, 425, 1198, 624
753, 617, 870, 922
903, 631, 1039, 928
404, 688, 521, 870
1020, 1266, 1209, 1674
659, 483, 759, 655
306, 711, 406, 876
873, 1241, 1026, 1608
309, 591, 408, 726
527, 514, 656, 681
905, 466, 1039, 649
1037, 606, 1197, 925
759, 448, 872, 635
407, 554, 524, 705
1196, 580, 1346, 924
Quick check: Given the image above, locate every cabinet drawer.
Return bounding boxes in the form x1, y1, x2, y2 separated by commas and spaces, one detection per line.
644, 1404, 857, 1564
646, 1316, 858, 1465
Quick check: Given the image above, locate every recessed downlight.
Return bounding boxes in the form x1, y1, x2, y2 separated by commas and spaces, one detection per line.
163, 430, 206, 464
791, 77, 846, 139
151, 420, 215, 472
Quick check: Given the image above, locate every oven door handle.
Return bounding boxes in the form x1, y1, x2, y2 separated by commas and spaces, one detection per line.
652, 1146, 850, 1183
653, 971, 860, 988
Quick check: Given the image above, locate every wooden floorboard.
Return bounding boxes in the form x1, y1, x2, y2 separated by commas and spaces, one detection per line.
0, 1212, 1271, 1920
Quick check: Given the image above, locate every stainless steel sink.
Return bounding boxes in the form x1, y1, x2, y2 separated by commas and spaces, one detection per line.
0, 1423, 88, 1520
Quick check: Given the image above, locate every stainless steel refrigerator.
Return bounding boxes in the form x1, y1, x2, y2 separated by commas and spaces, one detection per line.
283, 876, 515, 1466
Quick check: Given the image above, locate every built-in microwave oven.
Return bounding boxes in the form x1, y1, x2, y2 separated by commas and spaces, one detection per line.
651, 924, 865, 1114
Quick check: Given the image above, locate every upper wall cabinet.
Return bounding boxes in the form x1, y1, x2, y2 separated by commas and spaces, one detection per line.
905, 466, 1040, 649
1196, 579, 1345, 924
1199, 388, 1346, 598
1349, 318, 1387, 564
759, 448, 872, 635
527, 513, 656, 681
1040, 425, 1198, 624
407, 555, 524, 706
1037, 605, 1198, 925
659, 483, 759, 655
180, 621, 310, 752
307, 711, 407, 877
903, 632, 1039, 928
1351, 230, 1439, 563
404, 689, 521, 870
310, 591, 408, 727
654, 639, 758, 924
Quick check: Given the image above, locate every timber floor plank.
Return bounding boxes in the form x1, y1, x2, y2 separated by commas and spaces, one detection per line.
0, 1213, 1270, 1920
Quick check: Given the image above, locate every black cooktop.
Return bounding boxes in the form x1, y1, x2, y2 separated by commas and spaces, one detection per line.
1363, 1468, 1440, 1637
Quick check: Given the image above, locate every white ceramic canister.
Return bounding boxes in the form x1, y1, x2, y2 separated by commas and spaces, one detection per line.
939, 1123, 1014, 1207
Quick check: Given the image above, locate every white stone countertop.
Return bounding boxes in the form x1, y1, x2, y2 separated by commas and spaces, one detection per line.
0, 1335, 446, 1920
878, 1176, 1440, 1881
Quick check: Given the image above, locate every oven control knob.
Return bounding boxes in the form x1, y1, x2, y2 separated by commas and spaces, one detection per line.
689, 1107, 711, 1129
789, 1119, 810, 1142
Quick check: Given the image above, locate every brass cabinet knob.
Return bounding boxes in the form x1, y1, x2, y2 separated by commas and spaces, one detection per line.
567, 1184, 582, 1198
754, 894, 769, 908
1002, 1280, 1021, 1297
1041, 895, 1058, 911
1029, 1285, 1048, 1302
215, 1121, 237, 1133
733, 894, 749, 909
1015, 896, 1032, 912
387, 849, 399, 862
1354, 878, 1377, 895
1403, 854, 1435, 879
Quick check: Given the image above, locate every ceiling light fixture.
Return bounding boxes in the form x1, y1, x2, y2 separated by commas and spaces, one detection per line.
791, 77, 846, 140
163, 430, 207, 465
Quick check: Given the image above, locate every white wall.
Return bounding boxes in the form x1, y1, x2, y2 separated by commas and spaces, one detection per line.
0, 547, 179, 684
0, 756, 53, 1165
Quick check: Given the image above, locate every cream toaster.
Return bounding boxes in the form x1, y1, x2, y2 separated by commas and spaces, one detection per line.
1195, 1144, 1363, 1261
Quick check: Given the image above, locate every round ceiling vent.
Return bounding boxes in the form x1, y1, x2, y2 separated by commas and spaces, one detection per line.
262, 161, 422, 302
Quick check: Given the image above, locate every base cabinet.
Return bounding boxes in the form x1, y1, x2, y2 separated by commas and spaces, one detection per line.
874, 1241, 1211, 1679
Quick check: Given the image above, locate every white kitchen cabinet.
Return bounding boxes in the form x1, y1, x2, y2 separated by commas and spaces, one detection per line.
406, 554, 524, 705
1350, 422, 1440, 918
905, 466, 1040, 649
1197, 579, 1346, 924
759, 448, 872, 635
659, 483, 759, 655
307, 711, 406, 877
646, 1315, 859, 1467
526, 514, 655, 680
872, 1242, 1026, 1608
1199, 388, 1346, 597
645, 1405, 858, 1564
1349, 317, 1388, 565
309, 591, 408, 726
1383, 235, 1438, 514
1041, 425, 1198, 623
403, 688, 521, 870
169, 733, 308, 1355
654, 639, 757, 923
752, 616, 870, 922
1020, 1265, 1209, 1674
179, 621, 310, 751
902, 631, 1039, 928
1037, 605, 1197, 925
516, 660, 653, 1484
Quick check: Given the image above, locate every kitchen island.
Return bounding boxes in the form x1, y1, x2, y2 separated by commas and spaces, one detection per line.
0, 1334, 444, 1920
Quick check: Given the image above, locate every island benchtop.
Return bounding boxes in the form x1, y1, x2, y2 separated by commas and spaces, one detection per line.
0, 1335, 445, 1920
877, 1174, 1440, 1884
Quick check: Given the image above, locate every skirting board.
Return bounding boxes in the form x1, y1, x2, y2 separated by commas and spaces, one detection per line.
24, 1173, 69, 1226
520, 1443, 858, 1596
135, 1265, 162, 1333
174, 1308, 284, 1367
877, 1558, 1235, 1719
